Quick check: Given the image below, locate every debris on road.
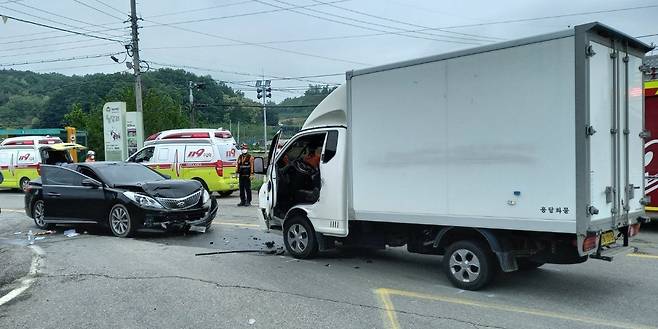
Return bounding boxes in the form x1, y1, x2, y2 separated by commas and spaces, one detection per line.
248, 318, 256, 325
27, 230, 34, 245
64, 229, 80, 238
195, 250, 261, 256
264, 241, 275, 248
189, 226, 206, 233
13, 232, 21, 235
34, 230, 56, 236
34, 237, 45, 241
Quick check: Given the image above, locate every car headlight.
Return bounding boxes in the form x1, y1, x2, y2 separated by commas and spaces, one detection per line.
123, 191, 163, 209
202, 190, 211, 205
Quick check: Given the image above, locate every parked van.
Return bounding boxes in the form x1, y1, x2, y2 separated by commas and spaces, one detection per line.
128, 129, 239, 196
0, 136, 63, 191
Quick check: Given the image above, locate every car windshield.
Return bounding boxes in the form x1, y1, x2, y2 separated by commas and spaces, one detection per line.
96, 163, 165, 186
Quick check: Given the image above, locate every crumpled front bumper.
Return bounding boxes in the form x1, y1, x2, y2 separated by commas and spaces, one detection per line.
136, 197, 219, 230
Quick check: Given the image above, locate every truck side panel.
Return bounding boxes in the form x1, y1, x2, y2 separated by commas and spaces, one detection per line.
350, 36, 577, 233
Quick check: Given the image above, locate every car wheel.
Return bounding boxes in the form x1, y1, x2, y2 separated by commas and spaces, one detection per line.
283, 216, 318, 259
32, 200, 53, 230
108, 204, 135, 238
443, 240, 496, 291
219, 191, 233, 197
517, 259, 545, 271
20, 177, 30, 193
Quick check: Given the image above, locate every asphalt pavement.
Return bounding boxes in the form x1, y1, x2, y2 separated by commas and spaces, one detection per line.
1, 189, 658, 329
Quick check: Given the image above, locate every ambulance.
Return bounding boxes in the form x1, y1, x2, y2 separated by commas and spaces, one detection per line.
0, 136, 64, 191
128, 129, 239, 196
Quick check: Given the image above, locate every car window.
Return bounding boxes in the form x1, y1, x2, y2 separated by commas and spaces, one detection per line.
132, 147, 155, 163
42, 165, 85, 186
323, 130, 339, 163
78, 167, 102, 182
157, 147, 169, 162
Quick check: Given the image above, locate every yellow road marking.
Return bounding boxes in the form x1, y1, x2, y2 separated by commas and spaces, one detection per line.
213, 222, 260, 228
628, 253, 658, 260
374, 288, 654, 329
376, 288, 400, 329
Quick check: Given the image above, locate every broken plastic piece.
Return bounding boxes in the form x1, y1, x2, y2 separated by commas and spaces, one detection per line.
189, 226, 206, 233
64, 229, 79, 238
248, 319, 256, 325
34, 230, 56, 236
264, 241, 275, 248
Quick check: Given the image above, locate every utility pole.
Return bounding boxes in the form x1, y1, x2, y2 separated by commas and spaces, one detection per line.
129, 0, 143, 115
188, 81, 194, 126
237, 121, 240, 144
188, 81, 205, 127
256, 79, 271, 149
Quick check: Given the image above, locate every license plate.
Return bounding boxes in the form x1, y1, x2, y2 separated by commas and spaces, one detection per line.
600, 231, 616, 246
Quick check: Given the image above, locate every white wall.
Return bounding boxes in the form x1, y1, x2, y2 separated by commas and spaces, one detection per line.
350, 36, 577, 229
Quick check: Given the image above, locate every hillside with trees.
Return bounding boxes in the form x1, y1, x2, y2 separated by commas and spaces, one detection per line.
0, 69, 336, 158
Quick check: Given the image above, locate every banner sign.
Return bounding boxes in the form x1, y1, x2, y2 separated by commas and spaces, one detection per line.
126, 112, 144, 157
102, 102, 127, 161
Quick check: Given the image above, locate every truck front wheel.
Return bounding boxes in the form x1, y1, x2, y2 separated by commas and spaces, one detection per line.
443, 240, 496, 291
283, 216, 318, 259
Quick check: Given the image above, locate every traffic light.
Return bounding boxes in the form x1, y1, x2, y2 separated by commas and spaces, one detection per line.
257, 87, 263, 99
256, 80, 272, 99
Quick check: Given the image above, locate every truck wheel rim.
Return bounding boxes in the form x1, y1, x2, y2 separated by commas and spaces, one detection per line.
449, 249, 481, 283
288, 224, 308, 254
111, 206, 129, 235
34, 201, 45, 226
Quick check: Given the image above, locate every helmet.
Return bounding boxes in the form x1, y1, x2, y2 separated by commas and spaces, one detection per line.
88, 150, 95, 156
240, 143, 248, 149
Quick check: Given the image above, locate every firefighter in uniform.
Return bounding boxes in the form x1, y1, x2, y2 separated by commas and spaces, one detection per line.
236, 144, 254, 206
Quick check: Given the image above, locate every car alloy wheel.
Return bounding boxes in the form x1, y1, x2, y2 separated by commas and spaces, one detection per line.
109, 204, 133, 237
288, 224, 309, 254
443, 240, 496, 291
449, 249, 481, 283
20, 178, 30, 193
33, 200, 48, 228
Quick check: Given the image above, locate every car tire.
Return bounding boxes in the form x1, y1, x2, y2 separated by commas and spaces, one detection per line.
32, 200, 53, 230
517, 259, 545, 271
19, 177, 30, 193
283, 216, 318, 259
443, 240, 496, 291
218, 191, 233, 197
108, 204, 136, 238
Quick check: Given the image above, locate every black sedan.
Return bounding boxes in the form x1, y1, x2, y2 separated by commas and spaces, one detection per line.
25, 162, 218, 237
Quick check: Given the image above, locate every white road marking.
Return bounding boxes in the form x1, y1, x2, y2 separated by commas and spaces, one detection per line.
0, 245, 43, 306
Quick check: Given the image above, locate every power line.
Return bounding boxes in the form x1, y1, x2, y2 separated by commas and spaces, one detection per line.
0, 38, 109, 53
309, 0, 504, 42
0, 52, 122, 67
149, 0, 254, 18
73, 0, 125, 21
254, 0, 480, 45
0, 20, 124, 40
92, 0, 128, 17
417, 4, 658, 33
141, 0, 350, 28
0, 41, 117, 58
0, 13, 125, 43
637, 33, 658, 39
143, 18, 369, 66
11, 1, 126, 40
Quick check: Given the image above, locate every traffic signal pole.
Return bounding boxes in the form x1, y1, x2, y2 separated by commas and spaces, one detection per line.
256, 79, 271, 149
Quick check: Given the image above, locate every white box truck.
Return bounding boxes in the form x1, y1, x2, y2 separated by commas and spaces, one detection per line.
256, 22, 653, 290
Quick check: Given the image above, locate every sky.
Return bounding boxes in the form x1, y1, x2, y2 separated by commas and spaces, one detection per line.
0, 0, 657, 102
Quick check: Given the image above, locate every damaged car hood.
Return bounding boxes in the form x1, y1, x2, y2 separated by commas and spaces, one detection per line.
118, 180, 203, 198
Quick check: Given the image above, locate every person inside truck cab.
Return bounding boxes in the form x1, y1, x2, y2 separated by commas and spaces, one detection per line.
303, 146, 321, 169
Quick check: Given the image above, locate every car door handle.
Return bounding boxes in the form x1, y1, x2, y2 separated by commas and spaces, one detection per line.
47, 192, 61, 197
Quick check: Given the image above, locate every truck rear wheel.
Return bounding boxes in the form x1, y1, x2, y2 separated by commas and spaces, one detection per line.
443, 240, 496, 291
283, 216, 318, 259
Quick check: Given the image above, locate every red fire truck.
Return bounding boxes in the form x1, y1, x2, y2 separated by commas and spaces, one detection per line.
644, 55, 658, 217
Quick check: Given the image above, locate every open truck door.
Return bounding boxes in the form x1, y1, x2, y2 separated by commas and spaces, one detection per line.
258, 131, 281, 227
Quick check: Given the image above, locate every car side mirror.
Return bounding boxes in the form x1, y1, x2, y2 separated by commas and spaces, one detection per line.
254, 157, 266, 174
81, 178, 102, 188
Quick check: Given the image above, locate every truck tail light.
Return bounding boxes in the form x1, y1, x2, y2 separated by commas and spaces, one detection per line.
583, 234, 598, 252
628, 223, 641, 237
215, 160, 223, 177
